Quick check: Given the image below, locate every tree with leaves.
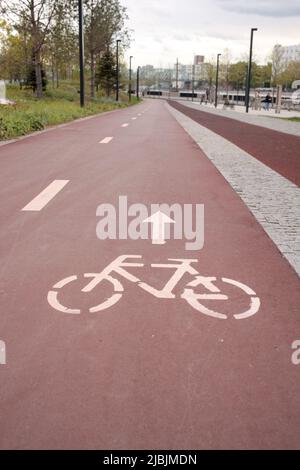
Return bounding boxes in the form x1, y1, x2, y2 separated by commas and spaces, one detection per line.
228, 61, 248, 90
96, 49, 116, 97
203, 59, 216, 99
257, 63, 272, 88
46, 2, 77, 87
0, 0, 67, 97
84, 0, 130, 98
25, 59, 47, 91
271, 45, 285, 86
279, 60, 300, 89
220, 48, 232, 94
0, 20, 27, 82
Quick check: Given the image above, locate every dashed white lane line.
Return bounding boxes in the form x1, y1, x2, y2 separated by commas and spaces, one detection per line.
99, 137, 113, 144
131, 117, 137, 120
122, 123, 129, 127
22, 180, 69, 211
138, 113, 142, 116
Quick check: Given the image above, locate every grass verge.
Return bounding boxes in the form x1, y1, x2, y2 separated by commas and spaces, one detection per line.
0, 83, 140, 141
284, 117, 300, 122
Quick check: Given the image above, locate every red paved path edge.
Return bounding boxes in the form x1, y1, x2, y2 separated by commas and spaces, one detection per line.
0, 100, 299, 449
168, 100, 300, 186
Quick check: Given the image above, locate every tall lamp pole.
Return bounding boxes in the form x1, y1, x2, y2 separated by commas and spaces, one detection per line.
215, 53, 221, 108
78, 0, 85, 107
192, 63, 195, 102
245, 28, 258, 113
136, 66, 140, 99
116, 39, 121, 102
129, 55, 133, 102
176, 58, 179, 92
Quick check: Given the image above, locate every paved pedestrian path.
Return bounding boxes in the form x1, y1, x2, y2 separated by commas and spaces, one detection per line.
169, 100, 300, 186
167, 102, 300, 276
173, 99, 300, 137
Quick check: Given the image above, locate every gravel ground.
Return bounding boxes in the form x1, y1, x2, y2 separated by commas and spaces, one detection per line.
167, 102, 300, 276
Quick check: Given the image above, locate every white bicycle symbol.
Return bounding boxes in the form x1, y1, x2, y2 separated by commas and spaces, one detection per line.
47, 255, 261, 320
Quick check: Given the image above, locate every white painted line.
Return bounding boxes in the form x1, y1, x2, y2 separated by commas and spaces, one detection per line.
99, 137, 113, 144
138, 113, 142, 116
122, 123, 129, 127
131, 117, 137, 120
0, 340, 6, 364
22, 180, 69, 211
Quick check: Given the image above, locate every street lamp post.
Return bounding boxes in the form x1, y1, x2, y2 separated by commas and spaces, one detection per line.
136, 66, 140, 99
78, 0, 84, 107
245, 28, 258, 113
192, 64, 195, 102
176, 58, 179, 93
215, 53, 221, 108
116, 39, 121, 102
129, 56, 133, 102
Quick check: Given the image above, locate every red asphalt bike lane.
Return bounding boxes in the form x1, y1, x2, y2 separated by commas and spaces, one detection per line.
168, 100, 300, 187
0, 99, 299, 449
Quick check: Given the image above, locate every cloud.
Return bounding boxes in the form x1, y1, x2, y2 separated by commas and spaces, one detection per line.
198, 30, 244, 41
217, 0, 300, 17
122, 0, 300, 67
172, 33, 193, 42
153, 35, 163, 44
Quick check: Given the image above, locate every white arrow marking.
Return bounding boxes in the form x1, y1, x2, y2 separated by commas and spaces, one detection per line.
143, 211, 175, 245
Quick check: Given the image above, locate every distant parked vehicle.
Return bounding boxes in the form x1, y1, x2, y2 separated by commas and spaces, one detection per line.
147, 90, 162, 96
179, 91, 197, 98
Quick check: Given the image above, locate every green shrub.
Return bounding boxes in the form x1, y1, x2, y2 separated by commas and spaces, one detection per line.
0, 117, 9, 140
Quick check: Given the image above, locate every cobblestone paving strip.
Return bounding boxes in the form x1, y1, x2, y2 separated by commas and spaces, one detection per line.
168, 100, 300, 186
167, 102, 300, 276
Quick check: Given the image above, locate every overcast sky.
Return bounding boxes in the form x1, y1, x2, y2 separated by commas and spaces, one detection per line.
122, 0, 300, 67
